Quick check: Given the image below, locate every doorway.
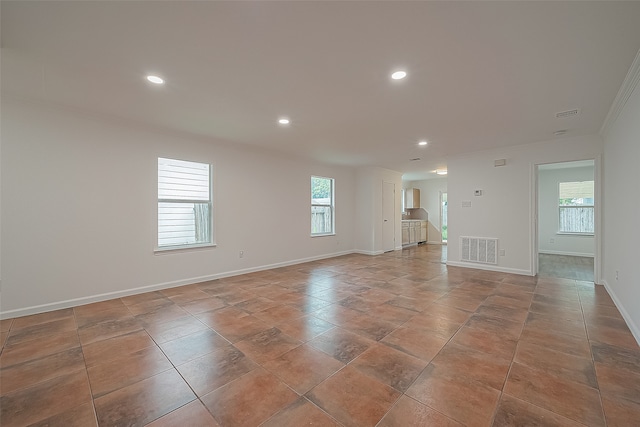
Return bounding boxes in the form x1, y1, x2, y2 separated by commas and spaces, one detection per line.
440, 192, 448, 244
535, 160, 596, 281
382, 181, 395, 252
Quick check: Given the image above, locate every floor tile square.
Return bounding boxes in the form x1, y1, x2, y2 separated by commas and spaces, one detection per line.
493, 394, 585, 427
159, 328, 230, 365
381, 326, 448, 362
308, 327, 375, 363
87, 345, 173, 398
306, 366, 401, 427
235, 327, 301, 364
504, 362, 605, 426
146, 400, 220, 427
262, 344, 344, 394
378, 395, 463, 427
201, 367, 298, 427
94, 369, 195, 427
350, 343, 427, 392
262, 397, 340, 427
405, 364, 501, 427
0, 370, 92, 427
177, 346, 257, 396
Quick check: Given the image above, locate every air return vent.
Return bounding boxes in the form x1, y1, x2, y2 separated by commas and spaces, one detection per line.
555, 109, 579, 119
461, 237, 498, 265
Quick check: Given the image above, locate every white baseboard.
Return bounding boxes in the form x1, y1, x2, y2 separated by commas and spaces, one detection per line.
446, 261, 533, 276
427, 241, 444, 245
353, 249, 385, 256
601, 280, 640, 346
539, 250, 595, 258
0, 250, 355, 320
394, 246, 403, 251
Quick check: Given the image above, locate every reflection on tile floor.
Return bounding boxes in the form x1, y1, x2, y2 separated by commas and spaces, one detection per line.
1, 245, 639, 426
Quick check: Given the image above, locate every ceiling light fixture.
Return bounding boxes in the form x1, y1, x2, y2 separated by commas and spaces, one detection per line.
146, 75, 164, 85
436, 169, 448, 175
278, 118, 290, 125
391, 70, 407, 80
418, 141, 428, 146
554, 130, 568, 136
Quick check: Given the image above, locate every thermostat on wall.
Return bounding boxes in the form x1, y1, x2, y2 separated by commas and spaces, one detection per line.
474, 190, 483, 196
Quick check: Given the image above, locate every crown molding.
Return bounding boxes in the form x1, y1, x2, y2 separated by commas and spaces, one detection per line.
601, 49, 640, 137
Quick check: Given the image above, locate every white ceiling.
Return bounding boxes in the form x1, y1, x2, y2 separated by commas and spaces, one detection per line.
2, 1, 640, 180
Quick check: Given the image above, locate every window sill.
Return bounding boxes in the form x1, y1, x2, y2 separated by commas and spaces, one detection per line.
154, 243, 216, 254
556, 232, 594, 237
311, 233, 336, 238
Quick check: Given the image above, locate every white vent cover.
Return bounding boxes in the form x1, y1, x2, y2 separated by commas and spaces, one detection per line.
555, 109, 579, 119
461, 237, 498, 265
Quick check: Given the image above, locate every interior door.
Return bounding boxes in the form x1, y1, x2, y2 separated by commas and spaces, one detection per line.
382, 181, 395, 252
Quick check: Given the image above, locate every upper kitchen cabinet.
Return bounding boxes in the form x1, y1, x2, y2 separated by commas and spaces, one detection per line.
405, 188, 420, 209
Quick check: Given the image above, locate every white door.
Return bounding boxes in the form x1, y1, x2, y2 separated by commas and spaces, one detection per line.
383, 181, 395, 252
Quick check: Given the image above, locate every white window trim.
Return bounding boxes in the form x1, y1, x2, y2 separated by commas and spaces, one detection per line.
311, 176, 335, 237
155, 157, 216, 252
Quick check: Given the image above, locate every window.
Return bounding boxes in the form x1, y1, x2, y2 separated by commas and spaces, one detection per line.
559, 180, 594, 234
158, 157, 212, 249
311, 176, 334, 235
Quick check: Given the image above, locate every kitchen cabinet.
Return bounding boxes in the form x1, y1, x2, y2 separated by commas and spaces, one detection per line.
420, 221, 427, 243
405, 188, 420, 209
409, 222, 418, 243
402, 220, 423, 246
402, 222, 410, 245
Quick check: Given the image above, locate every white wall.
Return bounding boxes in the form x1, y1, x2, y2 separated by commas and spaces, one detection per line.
1, 99, 356, 317
355, 167, 403, 255
602, 76, 640, 342
404, 178, 447, 243
447, 135, 602, 275
538, 165, 595, 257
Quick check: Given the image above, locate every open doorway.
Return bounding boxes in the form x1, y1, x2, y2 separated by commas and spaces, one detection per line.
440, 192, 448, 244
536, 160, 595, 281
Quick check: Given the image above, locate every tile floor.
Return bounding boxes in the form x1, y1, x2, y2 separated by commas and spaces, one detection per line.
538, 253, 595, 282
1, 245, 639, 426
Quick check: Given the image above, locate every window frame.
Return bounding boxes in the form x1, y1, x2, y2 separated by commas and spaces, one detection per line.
155, 157, 215, 253
557, 180, 594, 236
311, 175, 335, 237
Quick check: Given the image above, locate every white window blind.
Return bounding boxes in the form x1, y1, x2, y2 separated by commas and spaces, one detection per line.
158, 158, 212, 248
559, 181, 594, 202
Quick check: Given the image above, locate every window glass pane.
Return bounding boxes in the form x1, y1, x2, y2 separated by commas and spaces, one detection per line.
158, 158, 210, 201
559, 181, 594, 206
158, 202, 210, 246
312, 206, 332, 234
311, 176, 332, 205
559, 206, 594, 233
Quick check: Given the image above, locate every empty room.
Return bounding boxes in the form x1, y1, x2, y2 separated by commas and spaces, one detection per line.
2, 2, 640, 426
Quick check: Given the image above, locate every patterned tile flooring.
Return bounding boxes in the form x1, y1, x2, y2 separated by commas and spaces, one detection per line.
1, 245, 639, 426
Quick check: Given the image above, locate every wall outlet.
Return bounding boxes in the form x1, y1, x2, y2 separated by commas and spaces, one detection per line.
239, 250, 244, 258
499, 249, 505, 256
549, 238, 555, 243
616, 270, 619, 280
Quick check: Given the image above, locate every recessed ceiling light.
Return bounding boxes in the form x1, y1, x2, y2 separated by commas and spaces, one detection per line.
436, 169, 448, 175
391, 70, 407, 80
418, 141, 428, 146
278, 118, 290, 125
554, 130, 568, 136
146, 75, 164, 85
